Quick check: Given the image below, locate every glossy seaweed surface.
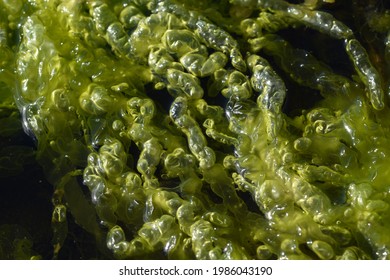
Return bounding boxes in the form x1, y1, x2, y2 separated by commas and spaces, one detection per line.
1, 0, 390, 259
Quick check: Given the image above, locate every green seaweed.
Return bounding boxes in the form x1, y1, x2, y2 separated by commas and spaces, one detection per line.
1, 0, 390, 259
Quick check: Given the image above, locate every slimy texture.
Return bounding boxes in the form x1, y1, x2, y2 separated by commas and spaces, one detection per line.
1, 0, 390, 259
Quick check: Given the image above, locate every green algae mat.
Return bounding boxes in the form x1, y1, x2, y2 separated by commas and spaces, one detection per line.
1, 0, 390, 259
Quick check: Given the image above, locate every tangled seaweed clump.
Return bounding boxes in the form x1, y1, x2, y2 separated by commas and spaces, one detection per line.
1, 0, 390, 259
